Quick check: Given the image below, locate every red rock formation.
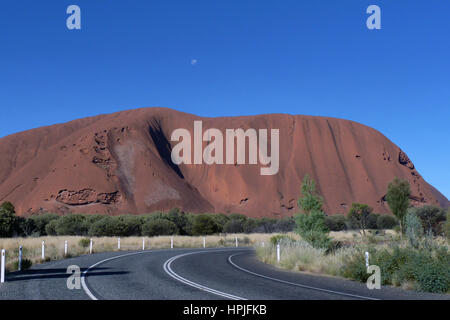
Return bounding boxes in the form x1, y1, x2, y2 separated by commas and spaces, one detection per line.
0, 107, 447, 217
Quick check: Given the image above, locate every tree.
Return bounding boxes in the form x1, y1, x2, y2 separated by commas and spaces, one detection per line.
192, 214, 220, 235
212, 213, 230, 232
412, 205, 446, 236
0, 201, 17, 237
295, 175, 331, 249
295, 210, 331, 250
223, 219, 244, 233
347, 203, 373, 236
376, 215, 398, 230
17, 217, 36, 237
142, 218, 177, 236
386, 177, 411, 236
29, 213, 60, 236
325, 214, 347, 231
297, 174, 323, 215
275, 217, 296, 232
167, 208, 189, 235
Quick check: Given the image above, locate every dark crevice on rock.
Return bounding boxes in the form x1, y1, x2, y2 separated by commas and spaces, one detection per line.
148, 119, 184, 179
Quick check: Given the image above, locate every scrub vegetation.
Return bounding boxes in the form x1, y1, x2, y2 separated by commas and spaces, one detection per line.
256, 176, 450, 294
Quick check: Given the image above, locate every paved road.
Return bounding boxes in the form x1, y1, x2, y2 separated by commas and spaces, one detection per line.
0, 247, 448, 300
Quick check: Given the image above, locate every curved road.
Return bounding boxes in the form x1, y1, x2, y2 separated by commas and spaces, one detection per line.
0, 247, 448, 300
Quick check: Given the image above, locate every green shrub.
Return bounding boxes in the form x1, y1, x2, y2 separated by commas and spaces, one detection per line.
341, 251, 370, 282
141, 218, 177, 236
404, 211, 423, 248
82, 215, 105, 230
29, 213, 60, 236
211, 214, 230, 232
297, 174, 323, 215
88, 216, 113, 236
416, 261, 450, 293
377, 215, 398, 229
242, 218, 259, 233
182, 214, 195, 236
347, 203, 373, 236
367, 213, 379, 229
54, 215, 88, 235
16, 217, 36, 237
411, 205, 447, 236
79, 238, 91, 248
88, 215, 142, 237
0, 201, 17, 237
251, 218, 271, 233
223, 219, 244, 233
445, 210, 450, 240
342, 245, 450, 293
274, 217, 295, 232
386, 177, 411, 235
111, 215, 142, 236
167, 208, 191, 235
192, 214, 220, 236
270, 234, 294, 245
45, 219, 59, 235
228, 213, 248, 223
295, 211, 331, 250
14, 258, 32, 271
325, 215, 347, 231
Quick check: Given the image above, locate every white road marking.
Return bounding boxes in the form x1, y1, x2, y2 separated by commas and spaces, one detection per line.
81, 251, 152, 300
163, 250, 247, 300
228, 252, 379, 300
81, 248, 246, 300
82, 248, 377, 301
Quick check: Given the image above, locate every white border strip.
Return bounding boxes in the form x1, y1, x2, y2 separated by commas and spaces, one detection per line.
228, 252, 379, 300
163, 250, 247, 300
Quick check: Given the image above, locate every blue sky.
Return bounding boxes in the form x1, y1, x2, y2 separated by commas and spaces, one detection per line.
0, 1, 449, 199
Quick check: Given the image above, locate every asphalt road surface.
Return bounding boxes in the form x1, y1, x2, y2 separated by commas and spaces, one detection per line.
0, 247, 448, 300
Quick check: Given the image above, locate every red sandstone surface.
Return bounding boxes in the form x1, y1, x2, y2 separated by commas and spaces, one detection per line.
0, 107, 447, 217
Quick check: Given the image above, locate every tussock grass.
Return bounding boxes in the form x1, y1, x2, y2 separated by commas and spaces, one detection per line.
255, 232, 450, 293
255, 239, 358, 276
0, 233, 274, 272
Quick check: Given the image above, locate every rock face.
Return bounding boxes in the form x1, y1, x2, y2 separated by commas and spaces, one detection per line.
0, 107, 448, 217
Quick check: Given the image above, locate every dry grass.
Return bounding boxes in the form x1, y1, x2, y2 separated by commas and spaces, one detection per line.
255, 239, 359, 277
329, 229, 398, 242
254, 230, 405, 277
0, 233, 275, 272
255, 232, 450, 293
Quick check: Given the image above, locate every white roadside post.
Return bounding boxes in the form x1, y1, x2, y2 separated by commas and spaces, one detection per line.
235, 236, 238, 248
203, 237, 206, 248
365, 251, 369, 268
276, 244, 281, 263
1, 249, 5, 283
64, 240, 68, 256
142, 237, 145, 251
18, 246, 23, 272
171, 236, 174, 249
118, 237, 121, 250
41, 241, 45, 260
89, 238, 93, 254
262, 241, 265, 248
